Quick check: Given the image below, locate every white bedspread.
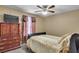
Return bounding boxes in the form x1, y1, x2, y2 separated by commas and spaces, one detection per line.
27, 35, 62, 53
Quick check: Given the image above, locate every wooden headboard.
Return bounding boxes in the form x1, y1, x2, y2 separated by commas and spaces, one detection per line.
28, 32, 46, 39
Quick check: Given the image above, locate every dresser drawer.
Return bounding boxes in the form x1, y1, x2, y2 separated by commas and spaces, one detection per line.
8, 44, 14, 48
0, 42, 7, 46
0, 46, 7, 52
13, 43, 20, 47
15, 39, 20, 43
13, 36, 20, 42
0, 46, 5, 50
13, 36, 19, 39
0, 38, 8, 42
0, 40, 8, 46
8, 40, 14, 44
8, 43, 20, 48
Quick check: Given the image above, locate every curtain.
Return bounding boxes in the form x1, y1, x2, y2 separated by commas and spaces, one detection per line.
22, 16, 36, 43
23, 15, 28, 37
31, 17, 36, 33
27, 16, 36, 34
22, 15, 28, 43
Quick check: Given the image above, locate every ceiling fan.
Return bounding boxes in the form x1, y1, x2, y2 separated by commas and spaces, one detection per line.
35, 5, 55, 15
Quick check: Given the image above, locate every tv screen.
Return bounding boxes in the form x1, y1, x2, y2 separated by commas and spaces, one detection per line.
4, 14, 19, 23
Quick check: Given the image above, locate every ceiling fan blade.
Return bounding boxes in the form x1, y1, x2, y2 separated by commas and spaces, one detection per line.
48, 10, 55, 13
48, 5, 55, 9
37, 5, 43, 9
35, 10, 42, 12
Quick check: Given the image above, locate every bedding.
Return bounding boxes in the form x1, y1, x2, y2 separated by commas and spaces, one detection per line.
27, 32, 79, 53
40, 35, 61, 44
27, 35, 61, 53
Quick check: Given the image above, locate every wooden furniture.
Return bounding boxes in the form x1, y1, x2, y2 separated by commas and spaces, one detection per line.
0, 23, 20, 52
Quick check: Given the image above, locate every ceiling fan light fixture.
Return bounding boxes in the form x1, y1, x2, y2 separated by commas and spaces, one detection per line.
42, 11, 48, 15
36, 5, 55, 15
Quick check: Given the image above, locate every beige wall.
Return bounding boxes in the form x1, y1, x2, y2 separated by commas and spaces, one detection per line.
44, 10, 79, 36
0, 6, 44, 32
36, 18, 44, 32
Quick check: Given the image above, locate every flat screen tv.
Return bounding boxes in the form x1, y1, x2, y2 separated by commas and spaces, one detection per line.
4, 14, 19, 23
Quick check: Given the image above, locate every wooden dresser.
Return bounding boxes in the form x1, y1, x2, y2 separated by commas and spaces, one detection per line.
0, 23, 20, 52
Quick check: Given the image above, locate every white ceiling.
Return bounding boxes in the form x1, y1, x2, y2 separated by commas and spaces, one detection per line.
3, 5, 79, 17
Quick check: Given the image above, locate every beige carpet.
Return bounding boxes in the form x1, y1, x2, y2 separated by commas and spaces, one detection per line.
6, 43, 31, 53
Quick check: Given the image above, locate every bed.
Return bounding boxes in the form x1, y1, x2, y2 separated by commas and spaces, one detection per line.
26, 32, 79, 53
